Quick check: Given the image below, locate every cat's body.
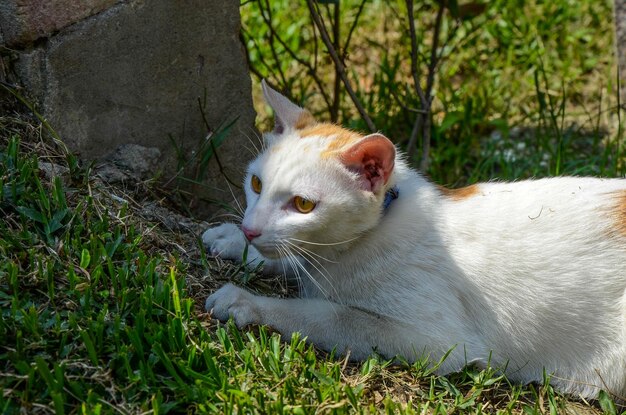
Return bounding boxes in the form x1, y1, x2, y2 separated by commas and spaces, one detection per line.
204, 81, 626, 399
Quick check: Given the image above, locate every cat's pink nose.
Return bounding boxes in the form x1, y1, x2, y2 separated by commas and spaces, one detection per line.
242, 226, 261, 242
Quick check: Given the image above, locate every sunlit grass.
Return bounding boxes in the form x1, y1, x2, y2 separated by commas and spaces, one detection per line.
242, 0, 624, 184
1, 0, 625, 412
1, 105, 622, 415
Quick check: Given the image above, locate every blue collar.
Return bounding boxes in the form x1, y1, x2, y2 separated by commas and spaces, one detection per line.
383, 185, 399, 211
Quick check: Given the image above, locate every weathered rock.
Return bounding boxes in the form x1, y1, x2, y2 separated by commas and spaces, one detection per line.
0, 0, 118, 47
2, 0, 256, 217
38, 161, 69, 180
139, 200, 208, 234
95, 144, 161, 184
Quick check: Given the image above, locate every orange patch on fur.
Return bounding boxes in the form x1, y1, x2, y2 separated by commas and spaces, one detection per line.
439, 184, 480, 201
613, 190, 626, 237
294, 111, 316, 130
299, 123, 363, 158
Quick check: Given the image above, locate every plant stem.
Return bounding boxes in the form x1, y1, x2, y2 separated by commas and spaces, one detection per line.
306, 0, 377, 133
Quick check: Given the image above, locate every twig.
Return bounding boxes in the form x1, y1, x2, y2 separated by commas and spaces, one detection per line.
436, 20, 461, 62
311, 13, 320, 70
419, 2, 445, 171
240, 31, 264, 82
425, 4, 444, 97
343, 0, 368, 60
405, 0, 428, 108
253, 0, 332, 112
261, 0, 288, 86
241, 28, 281, 78
419, 115, 432, 171
404, 0, 446, 171
407, 115, 422, 158
331, 1, 341, 122
196, 98, 241, 189
306, 0, 377, 133
391, 90, 428, 115
405, 0, 427, 163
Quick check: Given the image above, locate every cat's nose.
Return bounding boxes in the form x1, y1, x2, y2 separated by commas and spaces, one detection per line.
242, 226, 261, 242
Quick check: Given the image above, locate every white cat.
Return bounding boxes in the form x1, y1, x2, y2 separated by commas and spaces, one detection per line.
203, 80, 626, 400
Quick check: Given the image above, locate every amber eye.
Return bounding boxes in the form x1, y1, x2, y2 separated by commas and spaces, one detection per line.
251, 175, 262, 194
293, 196, 316, 213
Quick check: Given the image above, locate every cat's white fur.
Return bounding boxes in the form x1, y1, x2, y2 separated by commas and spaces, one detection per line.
203, 81, 626, 399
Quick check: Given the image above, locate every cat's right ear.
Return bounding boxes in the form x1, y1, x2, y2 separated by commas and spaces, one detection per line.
340, 133, 396, 194
262, 80, 315, 136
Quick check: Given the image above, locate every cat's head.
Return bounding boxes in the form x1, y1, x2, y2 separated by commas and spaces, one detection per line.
241, 81, 397, 258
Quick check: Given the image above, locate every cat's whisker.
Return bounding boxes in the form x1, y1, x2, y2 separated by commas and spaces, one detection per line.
279, 243, 331, 301
287, 249, 339, 301
277, 243, 307, 297
285, 240, 338, 264
244, 127, 264, 155
211, 213, 243, 223
284, 240, 339, 293
280, 241, 337, 302
242, 143, 259, 158
281, 245, 309, 295
289, 236, 360, 247
293, 245, 330, 282
252, 126, 265, 149
224, 179, 245, 217
276, 244, 304, 296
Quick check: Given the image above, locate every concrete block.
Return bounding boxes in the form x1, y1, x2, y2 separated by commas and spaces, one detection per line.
0, 0, 118, 47
10, 0, 256, 216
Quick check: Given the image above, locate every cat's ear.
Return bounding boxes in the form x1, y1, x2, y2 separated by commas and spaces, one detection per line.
262, 79, 315, 134
340, 133, 395, 193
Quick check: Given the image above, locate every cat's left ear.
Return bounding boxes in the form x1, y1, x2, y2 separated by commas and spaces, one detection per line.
262, 79, 315, 134
340, 133, 395, 193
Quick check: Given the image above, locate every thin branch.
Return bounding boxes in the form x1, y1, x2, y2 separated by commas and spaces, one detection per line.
405, 0, 428, 108
255, 12, 307, 69
343, 0, 368, 60
426, 4, 445, 96
311, 12, 320, 70
437, 19, 485, 70
306, 0, 376, 132
261, 0, 288, 86
241, 29, 275, 77
331, 1, 341, 122
390, 90, 428, 115
251, 2, 332, 110
419, 112, 432, 172
405, 0, 426, 162
196, 98, 241, 189
407, 114, 422, 158
255, 0, 332, 112
436, 20, 461, 62
420, 2, 445, 172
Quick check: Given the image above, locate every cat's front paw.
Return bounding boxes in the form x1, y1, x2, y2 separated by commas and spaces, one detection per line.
205, 283, 260, 327
202, 223, 247, 261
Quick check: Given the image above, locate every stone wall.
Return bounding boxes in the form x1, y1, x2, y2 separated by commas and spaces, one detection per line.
0, 0, 256, 217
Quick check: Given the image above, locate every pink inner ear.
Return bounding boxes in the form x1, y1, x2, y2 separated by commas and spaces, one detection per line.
340, 134, 395, 193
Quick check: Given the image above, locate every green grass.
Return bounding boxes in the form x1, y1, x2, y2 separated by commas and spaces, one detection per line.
1, 0, 625, 412
1, 110, 623, 414
242, 0, 624, 184
1, 111, 622, 413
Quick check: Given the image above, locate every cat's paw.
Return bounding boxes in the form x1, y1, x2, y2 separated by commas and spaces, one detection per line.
202, 223, 247, 261
205, 283, 260, 327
